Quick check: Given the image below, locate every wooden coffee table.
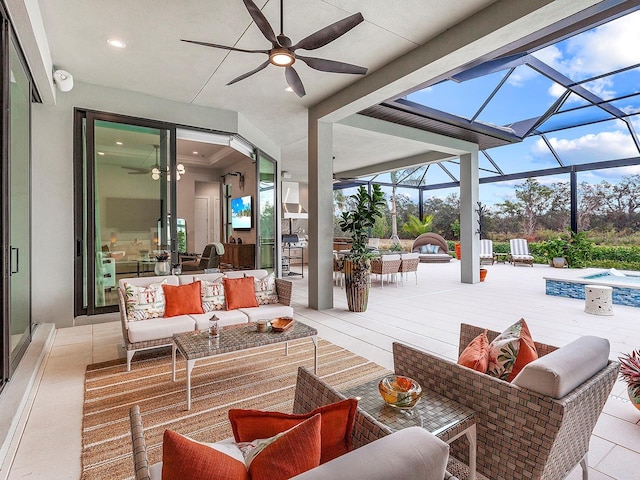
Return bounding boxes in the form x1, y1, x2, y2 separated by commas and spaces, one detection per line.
172, 320, 318, 410
343, 378, 477, 480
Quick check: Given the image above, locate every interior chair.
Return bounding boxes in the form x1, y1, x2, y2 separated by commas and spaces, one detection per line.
332, 252, 344, 288
479, 239, 494, 265
509, 238, 534, 266
399, 252, 420, 285
367, 237, 380, 252
392, 324, 619, 480
180, 243, 220, 272
370, 254, 401, 287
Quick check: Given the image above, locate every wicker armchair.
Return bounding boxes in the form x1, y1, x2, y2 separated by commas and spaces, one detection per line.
293, 367, 461, 480
399, 253, 420, 284
370, 254, 401, 287
392, 324, 619, 480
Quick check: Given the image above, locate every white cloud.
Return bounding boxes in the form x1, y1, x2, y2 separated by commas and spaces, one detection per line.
543, 130, 637, 162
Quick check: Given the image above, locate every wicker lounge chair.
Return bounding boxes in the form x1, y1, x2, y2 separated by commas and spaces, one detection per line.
411, 233, 452, 263
392, 324, 619, 480
370, 254, 401, 287
479, 240, 494, 265
509, 238, 534, 266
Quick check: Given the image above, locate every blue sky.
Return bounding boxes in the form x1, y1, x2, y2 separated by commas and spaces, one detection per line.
401, 10, 640, 208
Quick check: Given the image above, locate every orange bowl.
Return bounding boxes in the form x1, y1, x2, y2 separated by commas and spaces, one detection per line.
378, 375, 422, 409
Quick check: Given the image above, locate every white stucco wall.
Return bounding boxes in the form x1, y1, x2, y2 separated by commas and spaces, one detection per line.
31, 81, 279, 327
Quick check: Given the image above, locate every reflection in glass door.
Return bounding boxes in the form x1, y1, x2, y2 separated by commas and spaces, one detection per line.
77, 114, 175, 314
7, 36, 32, 372
257, 152, 276, 271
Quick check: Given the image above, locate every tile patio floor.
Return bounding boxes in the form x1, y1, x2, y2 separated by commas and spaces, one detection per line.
4, 261, 640, 479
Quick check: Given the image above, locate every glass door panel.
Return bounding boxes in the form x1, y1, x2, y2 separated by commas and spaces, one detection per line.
9, 37, 32, 367
257, 153, 276, 271
83, 115, 173, 313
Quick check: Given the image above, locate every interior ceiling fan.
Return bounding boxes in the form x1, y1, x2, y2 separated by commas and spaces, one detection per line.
182, 0, 368, 97
122, 144, 160, 175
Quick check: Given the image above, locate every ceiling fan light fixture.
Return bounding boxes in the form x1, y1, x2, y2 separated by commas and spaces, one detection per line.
151, 167, 161, 175
151, 172, 160, 180
270, 49, 294, 66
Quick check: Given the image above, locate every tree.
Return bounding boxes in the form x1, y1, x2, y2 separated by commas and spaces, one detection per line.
423, 193, 459, 238
495, 178, 553, 237
402, 214, 433, 237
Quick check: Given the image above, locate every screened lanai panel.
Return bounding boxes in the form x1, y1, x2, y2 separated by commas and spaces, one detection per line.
476, 66, 563, 127
484, 136, 559, 174
478, 153, 501, 178
557, 92, 589, 112
582, 68, 640, 101
543, 119, 639, 165
611, 94, 640, 115
405, 70, 507, 120
536, 105, 615, 133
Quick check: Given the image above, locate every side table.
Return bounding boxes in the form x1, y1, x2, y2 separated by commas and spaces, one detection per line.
493, 252, 509, 264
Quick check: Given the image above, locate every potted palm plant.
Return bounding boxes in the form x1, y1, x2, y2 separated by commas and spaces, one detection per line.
619, 349, 640, 410
338, 184, 385, 312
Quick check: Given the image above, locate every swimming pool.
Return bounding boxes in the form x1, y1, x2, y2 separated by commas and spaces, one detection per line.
545, 269, 640, 308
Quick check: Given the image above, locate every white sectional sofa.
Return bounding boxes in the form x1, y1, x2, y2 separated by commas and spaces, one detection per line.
118, 269, 293, 371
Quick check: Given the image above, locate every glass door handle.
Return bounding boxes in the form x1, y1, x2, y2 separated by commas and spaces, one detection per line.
10, 246, 19, 274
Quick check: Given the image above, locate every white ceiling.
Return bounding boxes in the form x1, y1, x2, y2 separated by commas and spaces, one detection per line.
33, 0, 588, 182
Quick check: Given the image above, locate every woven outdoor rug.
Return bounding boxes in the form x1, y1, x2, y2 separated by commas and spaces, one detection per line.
81, 338, 390, 480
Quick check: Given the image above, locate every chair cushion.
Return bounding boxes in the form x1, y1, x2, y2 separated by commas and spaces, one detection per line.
162, 282, 204, 317
512, 336, 610, 399
126, 315, 195, 344
191, 310, 249, 331
458, 330, 489, 372
487, 318, 538, 381
162, 430, 248, 480
229, 398, 358, 464
239, 304, 294, 322
223, 277, 259, 310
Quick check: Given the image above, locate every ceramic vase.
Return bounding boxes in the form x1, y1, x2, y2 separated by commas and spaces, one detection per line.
629, 386, 640, 411
154, 261, 170, 276
343, 258, 371, 312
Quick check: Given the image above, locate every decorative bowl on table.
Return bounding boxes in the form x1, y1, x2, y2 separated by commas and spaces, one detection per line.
378, 375, 422, 409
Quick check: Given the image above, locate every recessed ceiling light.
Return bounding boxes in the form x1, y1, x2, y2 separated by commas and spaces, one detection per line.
97, 152, 105, 156
107, 39, 126, 48
116, 141, 123, 145
192, 151, 199, 155
285, 87, 294, 93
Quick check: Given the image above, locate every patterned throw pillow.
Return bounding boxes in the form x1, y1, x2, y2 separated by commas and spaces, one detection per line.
253, 272, 279, 305
420, 244, 430, 254
487, 318, 538, 381
123, 280, 166, 321
199, 279, 226, 312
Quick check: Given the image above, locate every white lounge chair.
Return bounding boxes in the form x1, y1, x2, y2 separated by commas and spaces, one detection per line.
479, 239, 494, 265
509, 238, 534, 266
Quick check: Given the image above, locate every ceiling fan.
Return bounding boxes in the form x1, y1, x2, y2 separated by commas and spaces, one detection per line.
122, 144, 161, 175
181, 0, 368, 97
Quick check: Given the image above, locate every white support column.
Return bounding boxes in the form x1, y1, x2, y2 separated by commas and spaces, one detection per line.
460, 151, 479, 284
308, 117, 334, 309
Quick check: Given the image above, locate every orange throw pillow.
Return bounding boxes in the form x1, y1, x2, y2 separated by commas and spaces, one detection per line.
223, 276, 259, 310
162, 430, 249, 480
245, 414, 322, 480
458, 330, 489, 372
162, 282, 204, 317
229, 398, 358, 464
508, 318, 538, 382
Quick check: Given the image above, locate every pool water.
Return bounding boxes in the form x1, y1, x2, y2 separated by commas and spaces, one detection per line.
582, 268, 640, 284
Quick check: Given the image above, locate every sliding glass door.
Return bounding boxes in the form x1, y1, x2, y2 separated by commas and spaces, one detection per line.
76, 112, 175, 315
257, 152, 277, 271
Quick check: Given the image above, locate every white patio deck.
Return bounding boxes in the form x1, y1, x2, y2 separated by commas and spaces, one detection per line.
4, 261, 640, 479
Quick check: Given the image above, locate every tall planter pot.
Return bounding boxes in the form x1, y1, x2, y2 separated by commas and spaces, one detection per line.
343, 258, 371, 312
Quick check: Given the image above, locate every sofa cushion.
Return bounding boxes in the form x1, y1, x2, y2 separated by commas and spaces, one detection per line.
487, 318, 538, 381
224, 277, 259, 310
458, 330, 489, 372
123, 280, 167, 321
512, 335, 610, 399
126, 315, 194, 344
198, 279, 226, 312
239, 304, 294, 322
162, 430, 248, 480
229, 398, 358, 464
254, 272, 279, 305
244, 414, 322, 480
162, 282, 204, 317
191, 310, 250, 331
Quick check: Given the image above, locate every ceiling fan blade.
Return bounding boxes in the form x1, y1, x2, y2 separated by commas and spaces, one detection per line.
296, 55, 367, 75
181, 39, 268, 54
242, 0, 278, 46
292, 12, 364, 51
121, 166, 150, 173
285, 66, 305, 97
227, 60, 270, 85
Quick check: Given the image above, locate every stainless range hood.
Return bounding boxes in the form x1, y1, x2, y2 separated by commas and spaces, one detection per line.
282, 182, 308, 219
